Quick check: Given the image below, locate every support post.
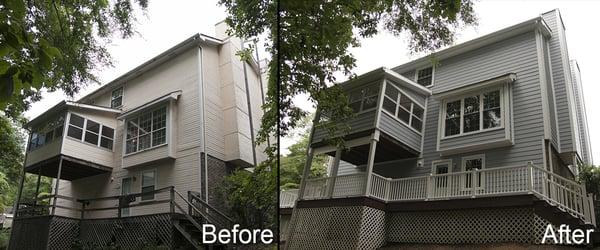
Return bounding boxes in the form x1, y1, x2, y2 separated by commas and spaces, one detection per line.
51, 157, 63, 216
364, 132, 379, 196
33, 167, 42, 206
13, 169, 26, 217
471, 169, 478, 198
527, 161, 534, 193
326, 149, 342, 198
384, 177, 391, 200
298, 112, 320, 200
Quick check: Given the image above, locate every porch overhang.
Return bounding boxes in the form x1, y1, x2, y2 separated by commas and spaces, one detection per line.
322, 132, 419, 166
24, 154, 111, 181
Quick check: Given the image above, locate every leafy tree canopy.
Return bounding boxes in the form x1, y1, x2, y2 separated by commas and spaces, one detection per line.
0, 0, 148, 122
219, 0, 477, 148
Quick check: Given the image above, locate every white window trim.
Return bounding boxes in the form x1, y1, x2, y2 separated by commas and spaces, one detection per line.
461, 154, 485, 190
123, 105, 169, 156
414, 66, 435, 87
140, 169, 157, 201
441, 86, 506, 139
431, 159, 453, 174
381, 82, 426, 135
111, 87, 124, 109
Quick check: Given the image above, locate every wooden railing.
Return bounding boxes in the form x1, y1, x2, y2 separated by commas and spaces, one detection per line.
300, 163, 596, 226
280, 189, 299, 208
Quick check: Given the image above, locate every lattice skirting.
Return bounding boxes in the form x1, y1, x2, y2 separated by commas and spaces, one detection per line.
286, 206, 386, 250
387, 207, 551, 244
286, 206, 555, 249
10, 213, 176, 249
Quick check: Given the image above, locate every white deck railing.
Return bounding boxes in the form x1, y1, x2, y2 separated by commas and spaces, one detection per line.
300, 164, 596, 226
280, 189, 299, 208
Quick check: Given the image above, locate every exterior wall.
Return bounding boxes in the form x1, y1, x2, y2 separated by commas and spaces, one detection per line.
61, 110, 118, 168
25, 138, 62, 166
569, 60, 592, 164
312, 111, 376, 145
379, 112, 421, 152
542, 10, 578, 154
416, 31, 545, 176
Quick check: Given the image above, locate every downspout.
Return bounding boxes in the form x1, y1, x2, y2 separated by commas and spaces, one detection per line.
197, 43, 209, 203
241, 40, 258, 167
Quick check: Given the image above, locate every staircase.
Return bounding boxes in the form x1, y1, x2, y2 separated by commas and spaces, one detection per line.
171, 189, 233, 249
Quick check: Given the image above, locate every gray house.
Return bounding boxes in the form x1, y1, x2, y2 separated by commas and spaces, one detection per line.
284, 9, 596, 248
9, 22, 268, 249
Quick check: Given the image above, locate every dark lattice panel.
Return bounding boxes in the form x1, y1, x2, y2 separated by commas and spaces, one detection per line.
287, 206, 387, 250
47, 217, 80, 250
78, 213, 173, 249
8, 216, 51, 250
387, 207, 551, 244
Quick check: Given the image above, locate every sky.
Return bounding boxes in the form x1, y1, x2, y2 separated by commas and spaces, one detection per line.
25, 1, 600, 164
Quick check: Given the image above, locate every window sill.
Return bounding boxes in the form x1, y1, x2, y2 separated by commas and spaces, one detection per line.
65, 136, 114, 153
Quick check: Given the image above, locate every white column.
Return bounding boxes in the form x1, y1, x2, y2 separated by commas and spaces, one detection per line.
364, 131, 380, 196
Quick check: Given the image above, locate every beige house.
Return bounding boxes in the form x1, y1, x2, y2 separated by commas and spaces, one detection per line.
10, 22, 268, 249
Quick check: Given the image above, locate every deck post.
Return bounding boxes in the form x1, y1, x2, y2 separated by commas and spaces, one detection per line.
527, 161, 534, 193
364, 131, 379, 196
52, 157, 64, 215
471, 169, 478, 198
298, 148, 315, 200
581, 181, 589, 223
326, 149, 342, 198
170, 187, 175, 214
33, 167, 41, 206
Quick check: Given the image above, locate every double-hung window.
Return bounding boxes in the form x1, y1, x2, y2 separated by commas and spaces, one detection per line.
382, 84, 425, 132
348, 85, 379, 113
125, 106, 167, 154
111, 87, 123, 108
416, 67, 433, 87
443, 89, 503, 137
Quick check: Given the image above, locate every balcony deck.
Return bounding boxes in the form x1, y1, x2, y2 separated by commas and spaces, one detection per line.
296, 164, 596, 226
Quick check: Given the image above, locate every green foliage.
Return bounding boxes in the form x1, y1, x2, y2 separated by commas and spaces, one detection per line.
280, 133, 328, 189
579, 165, 600, 198
220, 162, 276, 234
219, 0, 477, 149
0, 228, 10, 249
0, 0, 148, 122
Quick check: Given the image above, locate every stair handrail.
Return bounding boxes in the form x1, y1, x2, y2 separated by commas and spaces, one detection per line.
187, 191, 233, 227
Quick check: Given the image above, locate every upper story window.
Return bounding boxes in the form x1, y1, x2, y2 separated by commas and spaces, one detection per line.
67, 113, 114, 150
29, 116, 64, 151
382, 84, 424, 132
443, 89, 502, 137
416, 67, 433, 87
125, 106, 167, 154
111, 87, 123, 108
347, 85, 379, 113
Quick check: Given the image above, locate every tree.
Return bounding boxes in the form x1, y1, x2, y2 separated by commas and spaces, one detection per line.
578, 165, 600, 223
219, 162, 277, 234
0, 0, 148, 122
219, 0, 477, 148
280, 133, 328, 190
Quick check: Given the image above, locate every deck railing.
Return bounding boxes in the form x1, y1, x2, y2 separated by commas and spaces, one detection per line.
300, 163, 596, 226
280, 189, 299, 208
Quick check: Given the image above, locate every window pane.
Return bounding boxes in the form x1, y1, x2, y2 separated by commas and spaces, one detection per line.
385, 85, 398, 100
152, 129, 166, 146
139, 113, 152, 135
382, 97, 396, 114
484, 108, 502, 129
397, 107, 410, 123
141, 186, 155, 201
111, 97, 122, 109
445, 118, 460, 136
111, 87, 123, 98
45, 130, 54, 144
463, 113, 480, 133
152, 107, 167, 130
349, 91, 362, 103
86, 120, 100, 134
417, 67, 433, 86
67, 126, 83, 140
55, 126, 63, 137
100, 137, 113, 150
412, 105, 424, 119
463, 96, 479, 114
141, 171, 155, 201
483, 91, 500, 109
445, 100, 461, 119
84, 131, 99, 145
362, 95, 378, 110
399, 95, 412, 110
126, 119, 139, 140
411, 116, 422, 131
349, 101, 361, 113
125, 139, 137, 154
139, 133, 151, 150
101, 126, 114, 139
69, 114, 84, 127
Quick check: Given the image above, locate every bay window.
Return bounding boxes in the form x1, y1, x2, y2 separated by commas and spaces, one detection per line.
125, 106, 167, 154
443, 89, 503, 137
348, 85, 379, 113
382, 83, 425, 132
67, 113, 114, 150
